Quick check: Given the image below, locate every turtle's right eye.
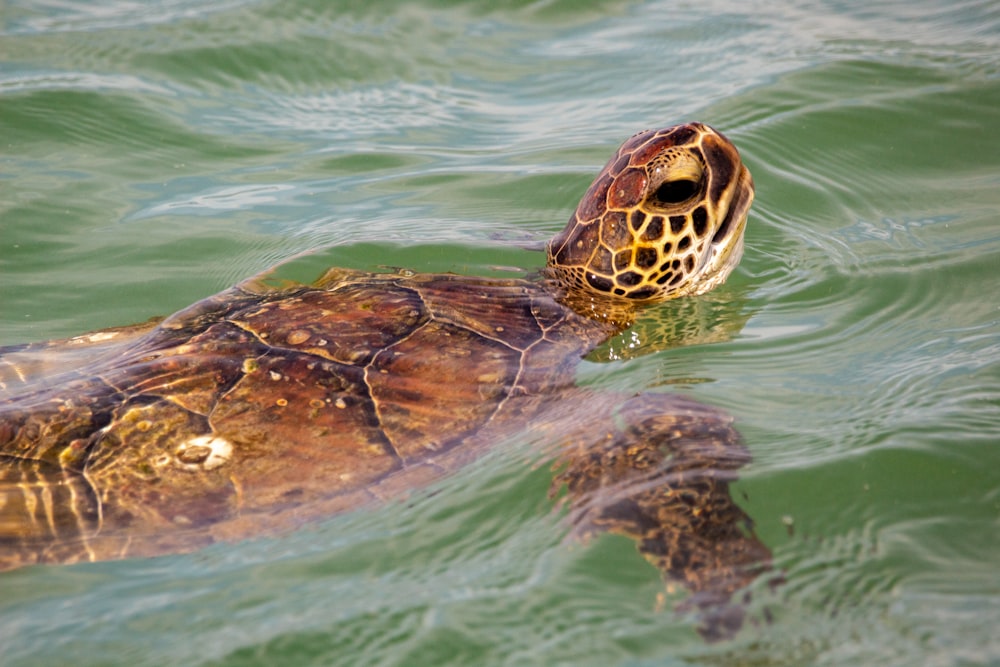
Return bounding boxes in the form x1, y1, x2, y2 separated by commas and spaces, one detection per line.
652, 179, 699, 206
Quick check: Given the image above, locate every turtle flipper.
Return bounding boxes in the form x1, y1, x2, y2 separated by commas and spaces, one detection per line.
551, 393, 770, 641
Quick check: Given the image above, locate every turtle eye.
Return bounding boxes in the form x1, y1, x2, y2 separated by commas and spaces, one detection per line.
652, 178, 699, 206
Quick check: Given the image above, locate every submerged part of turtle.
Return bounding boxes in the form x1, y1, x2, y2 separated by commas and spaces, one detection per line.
0, 123, 765, 639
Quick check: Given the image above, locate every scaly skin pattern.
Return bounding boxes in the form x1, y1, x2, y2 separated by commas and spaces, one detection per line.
547, 122, 754, 301
0, 123, 764, 639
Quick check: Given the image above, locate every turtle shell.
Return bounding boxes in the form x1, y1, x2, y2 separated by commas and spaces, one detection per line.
0, 269, 618, 566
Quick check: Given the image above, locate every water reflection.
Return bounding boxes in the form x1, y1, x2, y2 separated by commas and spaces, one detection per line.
552, 392, 771, 640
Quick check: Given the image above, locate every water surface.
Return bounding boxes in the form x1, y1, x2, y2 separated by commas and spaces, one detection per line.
2, 1, 999, 665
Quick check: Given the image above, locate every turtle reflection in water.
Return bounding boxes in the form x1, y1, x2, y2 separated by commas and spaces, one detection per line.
0, 123, 768, 639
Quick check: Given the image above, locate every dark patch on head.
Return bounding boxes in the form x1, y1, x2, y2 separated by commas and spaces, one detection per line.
629, 209, 646, 232
656, 271, 673, 285
678, 235, 691, 250
586, 272, 614, 293
684, 255, 695, 272
712, 175, 749, 244
701, 135, 737, 205
692, 206, 708, 237
617, 271, 643, 287
613, 287, 626, 296
641, 216, 664, 242
668, 272, 684, 286
669, 215, 686, 234
627, 286, 659, 300
635, 247, 658, 269
671, 259, 681, 270
666, 124, 697, 146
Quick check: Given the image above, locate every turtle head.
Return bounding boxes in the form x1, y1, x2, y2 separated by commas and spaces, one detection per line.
546, 123, 754, 304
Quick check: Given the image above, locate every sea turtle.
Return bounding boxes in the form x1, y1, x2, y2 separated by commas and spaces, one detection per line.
0, 123, 766, 638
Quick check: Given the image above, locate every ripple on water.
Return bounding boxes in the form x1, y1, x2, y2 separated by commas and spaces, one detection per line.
697, 56, 1000, 472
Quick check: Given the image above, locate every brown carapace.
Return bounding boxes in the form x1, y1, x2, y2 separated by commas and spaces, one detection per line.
0, 123, 765, 640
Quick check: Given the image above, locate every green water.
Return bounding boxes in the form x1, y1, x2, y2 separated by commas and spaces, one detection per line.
2, 0, 999, 665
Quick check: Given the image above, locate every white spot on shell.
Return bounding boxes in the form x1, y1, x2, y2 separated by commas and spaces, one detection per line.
175, 436, 233, 471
